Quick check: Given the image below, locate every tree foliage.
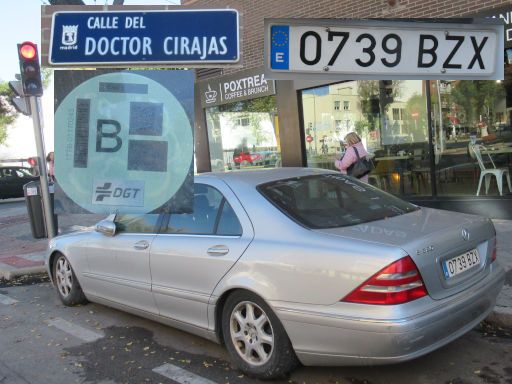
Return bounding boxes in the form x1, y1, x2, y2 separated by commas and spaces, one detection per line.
451, 80, 506, 128
0, 83, 17, 146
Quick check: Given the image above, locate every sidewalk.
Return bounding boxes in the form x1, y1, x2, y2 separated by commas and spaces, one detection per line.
0, 208, 511, 327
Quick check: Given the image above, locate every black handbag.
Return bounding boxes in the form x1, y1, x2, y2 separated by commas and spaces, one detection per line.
347, 147, 374, 178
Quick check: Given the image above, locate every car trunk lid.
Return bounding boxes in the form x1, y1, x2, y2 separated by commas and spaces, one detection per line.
315, 207, 496, 300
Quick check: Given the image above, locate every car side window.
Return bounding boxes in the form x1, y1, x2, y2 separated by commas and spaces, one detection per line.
164, 184, 223, 235
3, 168, 15, 178
16, 168, 31, 177
114, 214, 160, 234
216, 200, 242, 236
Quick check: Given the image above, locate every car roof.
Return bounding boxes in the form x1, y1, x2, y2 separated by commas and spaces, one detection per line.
196, 167, 337, 186
0, 166, 30, 170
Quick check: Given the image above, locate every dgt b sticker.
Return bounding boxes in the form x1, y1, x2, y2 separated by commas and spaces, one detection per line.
54, 71, 194, 214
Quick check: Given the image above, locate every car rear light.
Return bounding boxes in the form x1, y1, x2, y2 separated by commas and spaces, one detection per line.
341, 256, 428, 305
491, 238, 497, 263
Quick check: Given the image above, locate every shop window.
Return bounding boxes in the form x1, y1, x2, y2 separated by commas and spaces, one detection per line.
301, 80, 431, 196
431, 80, 511, 197
205, 96, 281, 172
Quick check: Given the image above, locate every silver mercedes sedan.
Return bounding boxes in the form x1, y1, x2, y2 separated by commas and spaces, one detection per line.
46, 168, 505, 379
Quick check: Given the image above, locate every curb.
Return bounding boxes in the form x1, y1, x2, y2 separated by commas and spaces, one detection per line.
0, 265, 46, 281
486, 283, 512, 328
486, 307, 512, 328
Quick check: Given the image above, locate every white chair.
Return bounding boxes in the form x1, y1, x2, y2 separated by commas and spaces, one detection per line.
470, 144, 512, 196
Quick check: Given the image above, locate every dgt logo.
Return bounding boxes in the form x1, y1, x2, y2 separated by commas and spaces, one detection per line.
93, 180, 144, 207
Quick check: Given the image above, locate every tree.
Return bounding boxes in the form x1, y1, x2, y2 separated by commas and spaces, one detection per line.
0, 83, 17, 146
451, 80, 506, 129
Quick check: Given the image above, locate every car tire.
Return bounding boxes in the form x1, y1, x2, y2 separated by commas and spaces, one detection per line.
221, 290, 299, 379
53, 253, 87, 306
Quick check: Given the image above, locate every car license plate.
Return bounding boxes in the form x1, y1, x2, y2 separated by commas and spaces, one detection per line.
442, 249, 480, 279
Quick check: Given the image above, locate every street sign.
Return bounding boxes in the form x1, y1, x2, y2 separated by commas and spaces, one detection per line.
54, 70, 194, 214
265, 19, 504, 80
49, 9, 239, 66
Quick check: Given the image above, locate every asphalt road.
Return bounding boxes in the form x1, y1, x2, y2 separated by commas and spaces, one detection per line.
1, 275, 511, 384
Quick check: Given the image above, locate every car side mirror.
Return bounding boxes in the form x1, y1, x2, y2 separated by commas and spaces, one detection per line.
95, 220, 116, 237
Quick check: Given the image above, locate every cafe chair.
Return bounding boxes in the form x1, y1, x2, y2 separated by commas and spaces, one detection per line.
368, 174, 388, 190
470, 144, 512, 196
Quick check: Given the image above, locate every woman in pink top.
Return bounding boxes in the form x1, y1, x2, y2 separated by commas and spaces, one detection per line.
334, 132, 370, 183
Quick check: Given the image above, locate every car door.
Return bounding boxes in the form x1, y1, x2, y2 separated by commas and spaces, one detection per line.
1, 168, 21, 198
82, 214, 162, 314
12, 168, 34, 197
150, 180, 254, 329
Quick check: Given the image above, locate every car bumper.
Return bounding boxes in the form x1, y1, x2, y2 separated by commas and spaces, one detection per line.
273, 263, 505, 366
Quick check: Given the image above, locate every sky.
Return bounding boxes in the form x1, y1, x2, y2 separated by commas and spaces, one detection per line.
0, 0, 179, 160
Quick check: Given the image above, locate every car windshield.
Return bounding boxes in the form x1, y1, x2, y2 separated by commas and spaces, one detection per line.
258, 174, 419, 229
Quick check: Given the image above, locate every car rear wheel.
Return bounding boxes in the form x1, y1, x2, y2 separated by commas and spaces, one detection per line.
222, 291, 299, 379
53, 253, 87, 306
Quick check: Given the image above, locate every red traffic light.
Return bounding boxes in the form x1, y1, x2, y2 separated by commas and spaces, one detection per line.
17, 42, 43, 97
28, 157, 37, 167
19, 42, 37, 60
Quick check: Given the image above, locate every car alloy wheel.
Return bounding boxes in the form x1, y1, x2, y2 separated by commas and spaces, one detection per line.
52, 253, 87, 306
55, 256, 73, 298
229, 301, 274, 366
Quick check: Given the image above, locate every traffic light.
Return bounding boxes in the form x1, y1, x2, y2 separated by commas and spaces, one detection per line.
380, 80, 394, 105
27, 157, 40, 176
8, 79, 31, 115
17, 41, 43, 97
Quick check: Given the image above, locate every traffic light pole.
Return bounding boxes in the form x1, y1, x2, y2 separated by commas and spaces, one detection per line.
29, 95, 56, 239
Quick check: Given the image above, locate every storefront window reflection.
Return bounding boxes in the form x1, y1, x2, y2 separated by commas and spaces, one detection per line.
301, 80, 431, 196
432, 80, 512, 196
206, 96, 281, 172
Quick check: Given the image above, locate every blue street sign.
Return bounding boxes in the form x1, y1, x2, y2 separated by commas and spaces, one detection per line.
50, 10, 239, 65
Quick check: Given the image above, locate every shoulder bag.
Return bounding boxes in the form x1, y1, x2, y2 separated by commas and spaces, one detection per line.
347, 147, 374, 178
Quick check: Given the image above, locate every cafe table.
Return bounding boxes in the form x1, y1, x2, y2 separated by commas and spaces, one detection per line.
374, 154, 414, 194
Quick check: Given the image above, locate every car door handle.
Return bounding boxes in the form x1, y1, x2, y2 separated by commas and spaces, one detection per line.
133, 240, 149, 250
207, 245, 229, 256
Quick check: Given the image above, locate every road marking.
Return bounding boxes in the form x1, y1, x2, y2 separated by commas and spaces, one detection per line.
153, 363, 218, 384
0, 293, 18, 305
47, 318, 103, 342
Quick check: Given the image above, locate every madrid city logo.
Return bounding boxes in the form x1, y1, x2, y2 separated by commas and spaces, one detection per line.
60, 25, 78, 50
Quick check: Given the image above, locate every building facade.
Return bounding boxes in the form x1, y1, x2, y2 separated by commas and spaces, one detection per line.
188, 0, 512, 219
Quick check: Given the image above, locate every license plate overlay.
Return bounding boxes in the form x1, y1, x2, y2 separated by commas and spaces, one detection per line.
442, 249, 480, 279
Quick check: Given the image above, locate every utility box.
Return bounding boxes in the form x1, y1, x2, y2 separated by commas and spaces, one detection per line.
23, 181, 58, 239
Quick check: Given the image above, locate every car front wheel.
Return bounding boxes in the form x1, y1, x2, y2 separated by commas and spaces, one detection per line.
53, 253, 87, 306
222, 291, 299, 379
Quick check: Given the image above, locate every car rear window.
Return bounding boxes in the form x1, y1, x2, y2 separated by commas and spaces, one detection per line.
258, 174, 419, 229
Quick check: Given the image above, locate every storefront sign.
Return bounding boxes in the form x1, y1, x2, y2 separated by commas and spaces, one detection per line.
54, 70, 194, 214
472, 5, 512, 49
199, 68, 275, 108
49, 9, 239, 66
264, 19, 504, 80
